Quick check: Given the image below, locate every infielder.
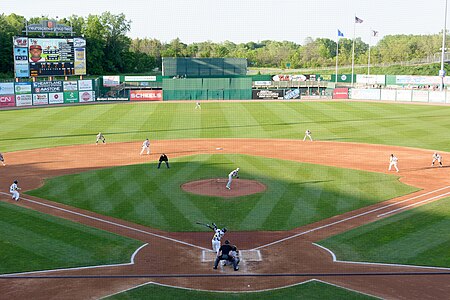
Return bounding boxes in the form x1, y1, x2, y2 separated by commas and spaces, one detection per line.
140, 138, 150, 155
303, 129, 313, 141
388, 154, 399, 172
195, 101, 201, 109
10, 180, 21, 201
0, 152, 5, 166
226, 167, 239, 190
96, 132, 106, 144
207, 223, 227, 254
431, 152, 443, 167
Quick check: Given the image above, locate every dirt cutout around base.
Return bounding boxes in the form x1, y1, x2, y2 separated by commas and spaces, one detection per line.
181, 178, 266, 198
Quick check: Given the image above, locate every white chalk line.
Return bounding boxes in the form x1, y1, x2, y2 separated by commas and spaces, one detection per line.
0, 192, 209, 251
254, 186, 450, 250
0, 243, 148, 277
377, 191, 450, 217
313, 243, 450, 271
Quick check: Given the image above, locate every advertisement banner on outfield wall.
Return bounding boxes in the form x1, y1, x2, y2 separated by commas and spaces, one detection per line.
0, 95, 15, 107
396, 90, 412, 101
0, 83, 15, 95
350, 89, 380, 100
124, 76, 156, 82
395, 75, 444, 85
103, 76, 120, 87
380, 89, 396, 101
14, 82, 32, 94
16, 94, 32, 106
78, 79, 93, 91
429, 91, 446, 103
252, 89, 284, 99
130, 90, 162, 101
412, 90, 429, 102
356, 75, 386, 85
284, 89, 300, 99
63, 91, 79, 103
333, 88, 349, 99
33, 93, 49, 105
48, 92, 64, 104
33, 81, 63, 93
63, 81, 78, 91
253, 81, 272, 86
79, 91, 95, 102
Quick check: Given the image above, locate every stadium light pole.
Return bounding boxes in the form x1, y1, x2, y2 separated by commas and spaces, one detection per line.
440, 0, 448, 91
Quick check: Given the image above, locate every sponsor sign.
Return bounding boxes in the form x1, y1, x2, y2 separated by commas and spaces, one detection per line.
333, 88, 349, 99
48, 92, 64, 104
0, 83, 15, 95
73, 38, 86, 48
14, 37, 28, 47
284, 89, 300, 99
78, 79, 93, 91
32, 93, 49, 105
14, 82, 32, 94
63, 91, 79, 103
356, 75, 386, 85
252, 89, 284, 99
350, 88, 381, 100
15, 94, 33, 106
79, 91, 95, 102
253, 81, 272, 86
14, 61, 30, 78
396, 90, 412, 101
396, 76, 440, 85
429, 91, 446, 103
33, 81, 63, 93
380, 89, 396, 101
0, 95, 15, 107
74, 48, 86, 75
103, 76, 121, 87
124, 76, 157, 82
63, 81, 78, 91
412, 90, 429, 102
130, 90, 162, 101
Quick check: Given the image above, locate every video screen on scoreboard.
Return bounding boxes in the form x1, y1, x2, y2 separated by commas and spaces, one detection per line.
13, 37, 86, 77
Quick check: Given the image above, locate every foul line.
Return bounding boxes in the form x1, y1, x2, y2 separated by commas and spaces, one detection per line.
254, 186, 450, 250
0, 192, 208, 251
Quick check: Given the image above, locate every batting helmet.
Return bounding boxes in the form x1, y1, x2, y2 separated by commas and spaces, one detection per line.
222, 227, 227, 232
14, 180, 18, 184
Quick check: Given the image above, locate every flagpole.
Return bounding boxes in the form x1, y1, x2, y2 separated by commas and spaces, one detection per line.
351, 15, 356, 86
336, 38, 339, 83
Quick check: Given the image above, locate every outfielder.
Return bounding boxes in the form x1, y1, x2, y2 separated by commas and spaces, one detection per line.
431, 152, 443, 167
96, 132, 106, 144
140, 138, 150, 155
10, 180, 21, 201
226, 167, 239, 190
207, 223, 227, 254
0, 152, 5, 166
303, 129, 313, 141
388, 154, 399, 172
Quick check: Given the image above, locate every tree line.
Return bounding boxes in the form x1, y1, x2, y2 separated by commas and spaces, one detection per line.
0, 12, 446, 77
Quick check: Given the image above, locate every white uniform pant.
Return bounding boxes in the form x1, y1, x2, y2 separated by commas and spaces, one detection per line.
388, 162, 399, 172
226, 175, 233, 189
140, 146, 150, 155
303, 134, 312, 141
11, 191, 19, 200
212, 239, 221, 254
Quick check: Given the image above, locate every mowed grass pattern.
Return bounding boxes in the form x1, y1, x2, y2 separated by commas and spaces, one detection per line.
28, 154, 417, 231
318, 197, 450, 268
0, 201, 142, 274
1, 101, 450, 152
106, 281, 377, 300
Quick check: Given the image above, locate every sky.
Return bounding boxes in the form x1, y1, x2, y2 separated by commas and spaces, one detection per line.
2, 0, 448, 45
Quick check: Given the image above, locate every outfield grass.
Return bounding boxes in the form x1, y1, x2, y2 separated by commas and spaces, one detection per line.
0, 201, 142, 274
318, 197, 450, 268
106, 281, 377, 300
1, 101, 450, 152
27, 154, 417, 232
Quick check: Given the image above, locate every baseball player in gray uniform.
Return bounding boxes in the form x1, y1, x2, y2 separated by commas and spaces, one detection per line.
10, 180, 21, 201
226, 168, 239, 190
140, 138, 150, 155
431, 152, 443, 167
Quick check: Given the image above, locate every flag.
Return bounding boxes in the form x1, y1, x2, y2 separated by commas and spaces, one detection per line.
355, 16, 363, 23
372, 30, 379, 37
338, 29, 344, 37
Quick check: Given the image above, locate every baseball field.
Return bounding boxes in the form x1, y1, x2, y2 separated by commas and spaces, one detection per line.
1, 100, 450, 299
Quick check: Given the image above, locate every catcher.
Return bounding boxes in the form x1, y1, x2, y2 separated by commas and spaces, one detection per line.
213, 240, 239, 271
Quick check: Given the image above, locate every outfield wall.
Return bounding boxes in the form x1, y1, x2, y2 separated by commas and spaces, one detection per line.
350, 88, 449, 103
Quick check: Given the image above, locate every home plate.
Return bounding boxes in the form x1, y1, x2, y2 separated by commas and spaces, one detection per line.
201, 250, 262, 262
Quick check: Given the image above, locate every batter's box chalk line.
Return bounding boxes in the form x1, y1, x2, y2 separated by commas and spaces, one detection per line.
201, 249, 262, 262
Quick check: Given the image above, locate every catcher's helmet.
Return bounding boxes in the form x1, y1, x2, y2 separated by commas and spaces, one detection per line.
13, 180, 18, 184
224, 240, 230, 244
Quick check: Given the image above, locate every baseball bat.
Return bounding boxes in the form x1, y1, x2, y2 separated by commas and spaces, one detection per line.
196, 221, 210, 227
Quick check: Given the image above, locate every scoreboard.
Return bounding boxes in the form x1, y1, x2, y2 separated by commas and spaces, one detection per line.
13, 37, 86, 78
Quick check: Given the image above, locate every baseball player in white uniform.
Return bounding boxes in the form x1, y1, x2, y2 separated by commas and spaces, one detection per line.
226, 168, 240, 190
207, 223, 227, 254
303, 129, 313, 141
195, 101, 201, 109
10, 180, 21, 201
388, 154, 399, 172
96, 132, 106, 144
431, 152, 443, 167
140, 138, 150, 155
0, 152, 5, 166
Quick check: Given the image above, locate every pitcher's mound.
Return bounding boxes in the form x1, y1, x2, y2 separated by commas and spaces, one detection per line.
181, 178, 267, 198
